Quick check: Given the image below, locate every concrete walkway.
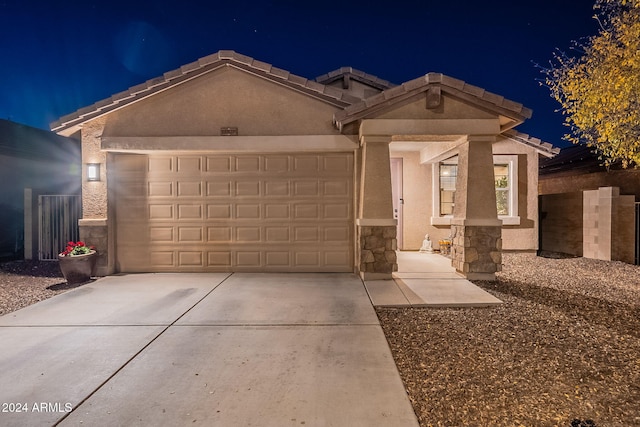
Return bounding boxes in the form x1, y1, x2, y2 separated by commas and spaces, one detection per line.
0, 273, 419, 426
364, 251, 503, 307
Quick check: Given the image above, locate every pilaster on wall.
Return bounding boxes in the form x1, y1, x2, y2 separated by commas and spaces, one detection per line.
78, 117, 113, 276
357, 135, 397, 279
583, 186, 635, 263
81, 117, 108, 219
451, 135, 502, 280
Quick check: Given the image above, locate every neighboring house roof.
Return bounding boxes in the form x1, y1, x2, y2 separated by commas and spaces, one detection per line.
51, 50, 362, 135
539, 144, 627, 176
333, 72, 533, 130
0, 119, 79, 161
315, 67, 396, 93
503, 129, 559, 158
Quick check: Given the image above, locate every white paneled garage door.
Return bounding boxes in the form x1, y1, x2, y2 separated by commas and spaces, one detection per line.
114, 153, 354, 272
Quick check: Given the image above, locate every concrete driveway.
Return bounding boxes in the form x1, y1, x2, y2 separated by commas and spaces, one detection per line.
0, 273, 418, 426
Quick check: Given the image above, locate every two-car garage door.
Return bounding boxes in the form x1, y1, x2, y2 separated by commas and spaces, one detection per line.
114, 152, 354, 272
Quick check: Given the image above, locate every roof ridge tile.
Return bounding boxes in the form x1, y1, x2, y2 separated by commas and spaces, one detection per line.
218, 50, 237, 59
425, 72, 443, 83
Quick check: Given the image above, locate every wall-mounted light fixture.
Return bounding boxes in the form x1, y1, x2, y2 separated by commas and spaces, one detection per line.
86, 163, 101, 181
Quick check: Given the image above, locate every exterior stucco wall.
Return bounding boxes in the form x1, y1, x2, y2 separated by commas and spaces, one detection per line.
102, 67, 341, 138
493, 139, 539, 251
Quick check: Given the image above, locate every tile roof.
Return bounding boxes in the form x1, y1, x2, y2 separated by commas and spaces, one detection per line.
502, 129, 560, 157
333, 72, 534, 128
51, 52, 556, 157
0, 119, 80, 160
51, 50, 361, 133
315, 67, 396, 93
538, 143, 630, 175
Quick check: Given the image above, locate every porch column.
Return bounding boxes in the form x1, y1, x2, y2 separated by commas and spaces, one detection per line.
450, 135, 502, 280
357, 135, 397, 280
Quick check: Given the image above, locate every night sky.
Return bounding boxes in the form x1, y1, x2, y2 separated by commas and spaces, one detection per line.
0, 0, 598, 147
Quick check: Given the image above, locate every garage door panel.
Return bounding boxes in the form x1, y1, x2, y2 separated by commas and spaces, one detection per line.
177, 156, 202, 172
179, 251, 204, 266
209, 251, 232, 267
177, 204, 203, 219
264, 156, 289, 172
236, 204, 260, 219
206, 156, 232, 172
265, 204, 290, 219
207, 204, 232, 219
207, 181, 232, 196
116, 153, 353, 272
235, 156, 260, 172
177, 181, 202, 197
148, 156, 173, 173
208, 227, 232, 242
293, 156, 319, 172
264, 181, 290, 196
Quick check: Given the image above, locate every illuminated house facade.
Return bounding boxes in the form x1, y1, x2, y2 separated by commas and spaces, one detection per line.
52, 51, 557, 280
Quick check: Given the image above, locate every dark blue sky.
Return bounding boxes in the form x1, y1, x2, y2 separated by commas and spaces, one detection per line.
0, 0, 598, 147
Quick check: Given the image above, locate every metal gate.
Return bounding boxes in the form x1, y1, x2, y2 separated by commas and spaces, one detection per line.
39, 195, 82, 261
636, 202, 640, 265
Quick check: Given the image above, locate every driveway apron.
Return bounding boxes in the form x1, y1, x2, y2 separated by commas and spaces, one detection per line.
0, 273, 418, 426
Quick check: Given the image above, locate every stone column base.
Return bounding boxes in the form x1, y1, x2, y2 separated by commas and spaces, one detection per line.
358, 224, 398, 280
451, 223, 501, 280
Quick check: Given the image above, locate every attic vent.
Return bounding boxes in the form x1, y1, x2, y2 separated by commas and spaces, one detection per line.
221, 127, 238, 136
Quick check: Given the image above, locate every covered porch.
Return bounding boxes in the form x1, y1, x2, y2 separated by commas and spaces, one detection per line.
334, 73, 545, 281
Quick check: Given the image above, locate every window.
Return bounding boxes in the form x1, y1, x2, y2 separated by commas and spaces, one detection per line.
494, 164, 509, 215
439, 164, 457, 215
431, 155, 519, 225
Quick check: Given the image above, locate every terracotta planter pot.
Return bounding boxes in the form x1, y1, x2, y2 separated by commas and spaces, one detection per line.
58, 251, 97, 285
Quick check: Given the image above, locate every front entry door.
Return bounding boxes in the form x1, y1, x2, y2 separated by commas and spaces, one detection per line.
390, 158, 403, 249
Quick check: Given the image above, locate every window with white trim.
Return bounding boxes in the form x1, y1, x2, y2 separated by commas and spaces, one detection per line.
431, 155, 519, 225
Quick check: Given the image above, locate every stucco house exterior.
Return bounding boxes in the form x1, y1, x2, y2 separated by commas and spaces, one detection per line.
51, 50, 557, 280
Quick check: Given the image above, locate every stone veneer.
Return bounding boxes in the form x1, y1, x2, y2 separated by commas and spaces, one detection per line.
358, 225, 398, 276
451, 225, 502, 279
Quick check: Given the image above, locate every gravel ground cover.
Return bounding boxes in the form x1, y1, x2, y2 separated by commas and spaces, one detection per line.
1, 254, 639, 426
378, 253, 640, 427
0, 260, 69, 316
